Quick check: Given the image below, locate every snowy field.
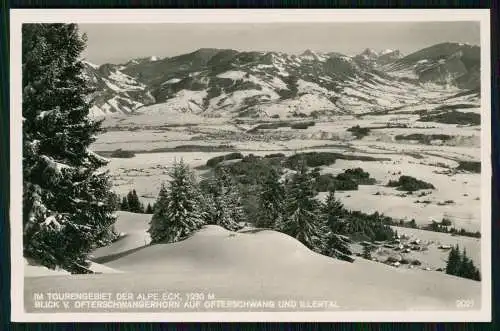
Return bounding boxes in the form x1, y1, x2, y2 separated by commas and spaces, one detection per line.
89, 212, 480, 273
317, 156, 481, 231
95, 117, 482, 232
91, 212, 152, 262
25, 212, 481, 312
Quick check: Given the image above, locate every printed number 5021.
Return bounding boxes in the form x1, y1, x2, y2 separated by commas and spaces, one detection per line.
456, 299, 474, 308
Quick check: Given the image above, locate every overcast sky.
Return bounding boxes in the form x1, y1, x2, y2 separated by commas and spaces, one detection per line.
79, 22, 480, 65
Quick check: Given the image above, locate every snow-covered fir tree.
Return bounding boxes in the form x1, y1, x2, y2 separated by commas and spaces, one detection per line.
257, 167, 285, 229
126, 189, 143, 213
108, 192, 121, 211
22, 24, 117, 273
218, 168, 247, 226
321, 190, 354, 262
445, 245, 461, 276
201, 167, 244, 231
120, 196, 129, 211
199, 188, 217, 225
147, 184, 169, 240
445, 245, 481, 281
280, 161, 328, 253
148, 160, 205, 243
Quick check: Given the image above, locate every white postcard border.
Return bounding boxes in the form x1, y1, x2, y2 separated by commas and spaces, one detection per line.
9, 8, 492, 322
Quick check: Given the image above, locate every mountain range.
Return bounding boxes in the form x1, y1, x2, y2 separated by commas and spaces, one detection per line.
82, 42, 480, 118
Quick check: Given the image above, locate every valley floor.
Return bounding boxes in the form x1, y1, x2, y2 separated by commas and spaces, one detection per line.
92, 115, 482, 232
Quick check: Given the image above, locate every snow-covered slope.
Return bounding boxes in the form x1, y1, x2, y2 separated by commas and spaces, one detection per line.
25, 212, 481, 312
24, 258, 122, 277
82, 42, 480, 119
384, 43, 480, 89
82, 61, 155, 117
91, 211, 151, 261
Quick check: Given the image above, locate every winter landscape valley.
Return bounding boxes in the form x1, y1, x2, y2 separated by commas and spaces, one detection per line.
23, 34, 485, 313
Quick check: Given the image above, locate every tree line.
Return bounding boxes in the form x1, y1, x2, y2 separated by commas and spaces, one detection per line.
205, 153, 394, 243
395, 218, 481, 239
118, 189, 154, 214
446, 245, 481, 281
148, 159, 397, 263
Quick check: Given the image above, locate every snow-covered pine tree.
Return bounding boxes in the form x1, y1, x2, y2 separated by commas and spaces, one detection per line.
445, 244, 461, 276
199, 186, 218, 225
107, 192, 120, 211
22, 24, 117, 273
321, 189, 353, 262
133, 190, 142, 213
126, 189, 142, 213
126, 191, 134, 209
201, 167, 244, 231
280, 161, 328, 253
120, 196, 129, 211
145, 203, 153, 214
321, 189, 345, 230
218, 168, 246, 227
458, 248, 479, 280
147, 184, 169, 241
257, 167, 285, 229
147, 160, 204, 243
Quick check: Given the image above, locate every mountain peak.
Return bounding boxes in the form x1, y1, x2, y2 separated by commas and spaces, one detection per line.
301, 49, 316, 56
82, 60, 100, 69
192, 48, 230, 56
300, 49, 322, 61
378, 49, 402, 60
380, 49, 395, 55
360, 48, 379, 57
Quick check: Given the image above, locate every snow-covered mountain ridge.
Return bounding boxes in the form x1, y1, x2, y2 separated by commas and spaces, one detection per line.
82, 42, 480, 118
82, 62, 155, 117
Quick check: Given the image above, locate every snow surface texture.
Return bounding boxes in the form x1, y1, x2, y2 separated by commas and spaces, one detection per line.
24, 258, 122, 277
25, 212, 480, 312
317, 156, 481, 232
91, 211, 152, 262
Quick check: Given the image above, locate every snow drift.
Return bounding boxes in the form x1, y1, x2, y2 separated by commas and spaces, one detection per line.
24, 212, 481, 312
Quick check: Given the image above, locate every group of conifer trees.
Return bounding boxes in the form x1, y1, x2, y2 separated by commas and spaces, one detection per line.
119, 189, 154, 214
148, 161, 245, 243
257, 162, 353, 261
148, 160, 354, 262
445, 245, 481, 281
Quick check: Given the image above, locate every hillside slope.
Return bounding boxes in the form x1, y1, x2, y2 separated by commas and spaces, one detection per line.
82, 61, 155, 116
385, 42, 480, 89
83, 43, 480, 118
25, 212, 481, 312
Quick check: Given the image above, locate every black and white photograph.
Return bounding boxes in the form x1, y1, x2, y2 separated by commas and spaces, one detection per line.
10, 9, 491, 322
